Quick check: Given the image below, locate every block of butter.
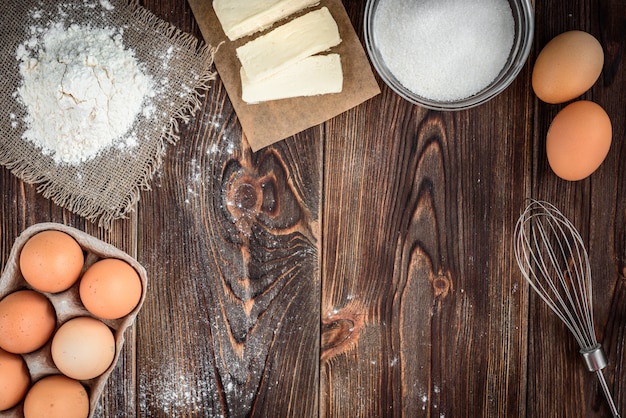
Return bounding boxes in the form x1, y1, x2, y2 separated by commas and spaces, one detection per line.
235, 7, 341, 83
213, 0, 320, 41
241, 54, 343, 103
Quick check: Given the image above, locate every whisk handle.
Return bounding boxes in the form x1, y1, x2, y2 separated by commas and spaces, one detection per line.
580, 346, 620, 417
595, 370, 620, 418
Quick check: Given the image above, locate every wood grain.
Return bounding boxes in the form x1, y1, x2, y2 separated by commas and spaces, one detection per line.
1, 0, 625, 417
525, 0, 626, 416
132, 2, 324, 412
320, 25, 535, 417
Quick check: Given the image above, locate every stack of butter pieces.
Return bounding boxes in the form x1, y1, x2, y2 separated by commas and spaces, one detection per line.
213, 1, 344, 104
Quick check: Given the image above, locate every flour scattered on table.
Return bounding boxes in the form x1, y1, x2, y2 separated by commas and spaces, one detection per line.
139, 364, 220, 415
14, 18, 155, 165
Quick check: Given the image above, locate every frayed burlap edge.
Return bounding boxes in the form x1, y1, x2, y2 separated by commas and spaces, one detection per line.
3, 0, 217, 229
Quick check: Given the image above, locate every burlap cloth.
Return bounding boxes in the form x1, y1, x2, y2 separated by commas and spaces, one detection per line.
0, 0, 216, 228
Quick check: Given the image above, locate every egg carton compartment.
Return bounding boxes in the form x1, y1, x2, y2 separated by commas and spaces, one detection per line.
0, 222, 148, 418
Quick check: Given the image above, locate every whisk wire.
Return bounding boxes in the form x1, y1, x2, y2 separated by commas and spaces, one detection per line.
542, 211, 597, 348
515, 208, 596, 348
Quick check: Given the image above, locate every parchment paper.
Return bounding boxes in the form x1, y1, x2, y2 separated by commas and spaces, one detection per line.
188, 0, 381, 152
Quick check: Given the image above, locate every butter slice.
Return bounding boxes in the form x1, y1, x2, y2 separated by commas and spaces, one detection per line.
213, 0, 320, 41
236, 7, 342, 83
241, 54, 343, 103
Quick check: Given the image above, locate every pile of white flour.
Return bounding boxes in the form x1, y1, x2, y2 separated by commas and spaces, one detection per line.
15, 22, 155, 165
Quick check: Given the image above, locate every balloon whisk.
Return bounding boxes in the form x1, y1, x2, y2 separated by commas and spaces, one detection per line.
514, 199, 620, 418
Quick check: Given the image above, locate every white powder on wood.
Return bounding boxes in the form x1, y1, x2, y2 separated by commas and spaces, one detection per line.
373, 0, 514, 101
15, 22, 154, 165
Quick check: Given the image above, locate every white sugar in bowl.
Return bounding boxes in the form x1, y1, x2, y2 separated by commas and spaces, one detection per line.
364, 0, 534, 110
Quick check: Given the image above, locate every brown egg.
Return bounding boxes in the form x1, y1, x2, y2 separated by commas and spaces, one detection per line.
23, 375, 89, 418
532, 30, 604, 104
546, 100, 612, 181
20, 230, 84, 293
0, 290, 56, 354
79, 258, 142, 320
0, 348, 30, 411
51, 316, 115, 380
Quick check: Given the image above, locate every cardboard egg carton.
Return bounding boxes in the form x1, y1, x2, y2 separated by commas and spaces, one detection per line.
0, 222, 148, 418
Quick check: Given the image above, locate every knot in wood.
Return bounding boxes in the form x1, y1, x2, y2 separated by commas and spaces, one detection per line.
432, 274, 451, 298
225, 175, 262, 225
321, 319, 354, 351
321, 303, 365, 361
233, 183, 257, 210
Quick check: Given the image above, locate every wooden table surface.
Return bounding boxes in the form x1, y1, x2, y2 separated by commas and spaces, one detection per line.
1, 0, 625, 416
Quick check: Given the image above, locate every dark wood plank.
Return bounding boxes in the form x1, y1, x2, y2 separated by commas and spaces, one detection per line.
521, 3, 622, 417
132, 1, 324, 414
526, 0, 626, 416
321, 69, 535, 416
321, 2, 533, 418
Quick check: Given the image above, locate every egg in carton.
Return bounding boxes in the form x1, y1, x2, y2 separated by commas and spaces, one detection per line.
0, 222, 148, 418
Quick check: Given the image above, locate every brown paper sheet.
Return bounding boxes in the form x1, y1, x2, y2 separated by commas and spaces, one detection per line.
188, 0, 381, 152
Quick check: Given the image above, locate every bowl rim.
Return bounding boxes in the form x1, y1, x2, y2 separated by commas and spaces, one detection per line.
363, 0, 535, 111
